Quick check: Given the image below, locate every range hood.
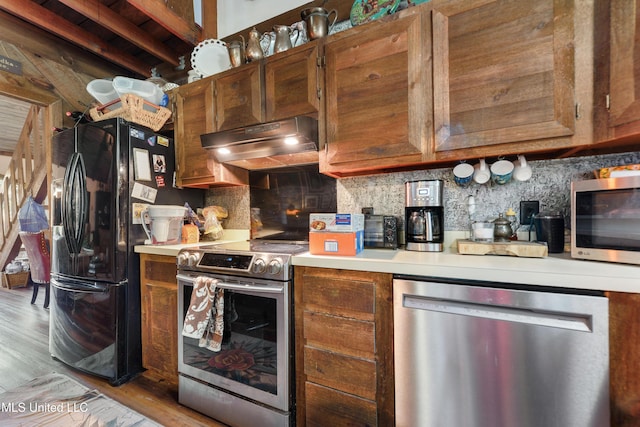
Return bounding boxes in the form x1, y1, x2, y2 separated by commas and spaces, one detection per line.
200, 116, 319, 169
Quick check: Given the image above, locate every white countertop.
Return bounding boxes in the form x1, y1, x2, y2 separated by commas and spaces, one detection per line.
292, 244, 640, 294
134, 228, 639, 294
134, 229, 250, 257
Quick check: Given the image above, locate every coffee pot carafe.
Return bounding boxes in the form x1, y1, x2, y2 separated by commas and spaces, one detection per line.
405, 180, 444, 252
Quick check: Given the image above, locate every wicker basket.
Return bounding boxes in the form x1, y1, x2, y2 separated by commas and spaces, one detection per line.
89, 93, 171, 131
2, 271, 29, 289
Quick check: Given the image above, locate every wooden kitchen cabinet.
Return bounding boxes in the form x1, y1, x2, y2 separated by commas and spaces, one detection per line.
139, 253, 180, 384
431, 0, 591, 160
602, 0, 640, 141
608, 291, 640, 427
173, 75, 248, 188
214, 61, 264, 131
319, 0, 596, 177
320, 7, 432, 177
294, 266, 394, 426
264, 39, 322, 122
174, 43, 325, 174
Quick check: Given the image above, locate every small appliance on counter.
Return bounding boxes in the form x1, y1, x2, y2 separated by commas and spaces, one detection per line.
405, 180, 444, 252
141, 205, 187, 245
362, 208, 399, 249
571, 175, 640, 265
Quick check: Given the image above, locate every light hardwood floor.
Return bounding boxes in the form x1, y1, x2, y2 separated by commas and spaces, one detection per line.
0, 285, 226, 426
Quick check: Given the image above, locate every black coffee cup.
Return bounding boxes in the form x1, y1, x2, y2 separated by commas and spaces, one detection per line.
533, 212, 565, 253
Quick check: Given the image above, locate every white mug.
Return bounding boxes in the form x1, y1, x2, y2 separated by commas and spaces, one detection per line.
513, 154, 533, 182
473, 158, 491, 185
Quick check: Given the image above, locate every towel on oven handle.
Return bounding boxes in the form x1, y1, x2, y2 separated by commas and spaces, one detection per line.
182, 277, 224, 352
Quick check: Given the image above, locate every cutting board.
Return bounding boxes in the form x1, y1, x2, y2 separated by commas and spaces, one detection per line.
457, 239, 548, 258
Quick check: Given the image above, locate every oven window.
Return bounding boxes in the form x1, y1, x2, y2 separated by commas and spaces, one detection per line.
575, 188, 640, 251
182, 287, 279, 395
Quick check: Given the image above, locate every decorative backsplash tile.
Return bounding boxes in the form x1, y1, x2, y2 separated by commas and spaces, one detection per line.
205, 186, 250, 229
206, 152, 640, 233
337, 152, 640, 231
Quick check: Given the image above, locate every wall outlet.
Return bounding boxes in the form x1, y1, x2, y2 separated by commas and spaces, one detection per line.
520, 201, 540, 225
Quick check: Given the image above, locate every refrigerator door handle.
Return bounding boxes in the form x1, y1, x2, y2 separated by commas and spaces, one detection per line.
51, 277, 110, 294
74, 153, 88, 251
61, 153, 88, 255
62, 153, 78, 254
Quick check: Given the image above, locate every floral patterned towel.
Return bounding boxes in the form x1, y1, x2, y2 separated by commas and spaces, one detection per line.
201, 288, 224, 352
182, 276, 224, 352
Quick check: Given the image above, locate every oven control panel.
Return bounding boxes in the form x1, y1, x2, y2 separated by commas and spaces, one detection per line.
177, 249, 292, 281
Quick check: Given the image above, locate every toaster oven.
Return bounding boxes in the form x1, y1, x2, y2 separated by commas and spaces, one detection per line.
364, 215, 399, 249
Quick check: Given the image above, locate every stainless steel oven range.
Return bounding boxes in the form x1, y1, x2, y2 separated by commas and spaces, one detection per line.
176, 240, 308, 427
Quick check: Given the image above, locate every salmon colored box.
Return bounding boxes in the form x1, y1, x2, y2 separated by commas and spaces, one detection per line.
309, 230, 364, 256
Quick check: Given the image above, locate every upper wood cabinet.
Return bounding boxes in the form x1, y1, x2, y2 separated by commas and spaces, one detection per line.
174, 42, 325, 177
604, 0, 640, 140
432, 0, 589, 160
318, 0, 596, 176
264, 39, 323, 122
173, 75, 248, 188
320, 7, 432, 177
214, 61, 264, 131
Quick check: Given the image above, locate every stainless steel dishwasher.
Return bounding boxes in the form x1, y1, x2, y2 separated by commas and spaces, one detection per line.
394, 277, 610, 427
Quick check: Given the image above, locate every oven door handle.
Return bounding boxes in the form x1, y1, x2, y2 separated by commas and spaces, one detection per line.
177, 274, 284, 294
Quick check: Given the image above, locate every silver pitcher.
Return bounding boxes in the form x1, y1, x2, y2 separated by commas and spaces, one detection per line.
301, 7, 338, 40
273, 25, 300, 54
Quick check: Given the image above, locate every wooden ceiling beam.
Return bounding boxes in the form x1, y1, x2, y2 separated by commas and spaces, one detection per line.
0, 0, 152, 77
58, 0, 180, 67
127, 0, 201, 45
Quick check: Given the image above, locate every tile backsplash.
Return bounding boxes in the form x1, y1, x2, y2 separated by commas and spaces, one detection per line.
338, 152, 640, 231
206, 152, 640, 233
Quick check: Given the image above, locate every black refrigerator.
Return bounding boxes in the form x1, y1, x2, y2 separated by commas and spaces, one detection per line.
49, 118, 203, 385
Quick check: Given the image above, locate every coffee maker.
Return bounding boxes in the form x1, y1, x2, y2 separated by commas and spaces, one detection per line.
405, 180, 444, 252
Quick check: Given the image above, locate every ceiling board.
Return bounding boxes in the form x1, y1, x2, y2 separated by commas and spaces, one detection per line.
0, 94, 32, 155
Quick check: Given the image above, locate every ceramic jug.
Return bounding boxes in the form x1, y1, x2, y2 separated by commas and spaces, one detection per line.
273, 25, 300, 54
245, 27, 264, 62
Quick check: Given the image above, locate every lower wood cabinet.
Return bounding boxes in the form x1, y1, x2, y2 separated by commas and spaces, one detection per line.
608, 291, 640, 427
294, 266, 394, 426
140, 253, 179, 384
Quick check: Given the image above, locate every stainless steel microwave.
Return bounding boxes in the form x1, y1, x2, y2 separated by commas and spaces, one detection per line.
571, 175, 640, 265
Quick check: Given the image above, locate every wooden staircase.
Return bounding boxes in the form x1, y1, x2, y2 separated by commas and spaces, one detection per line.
0, 104, 53, 270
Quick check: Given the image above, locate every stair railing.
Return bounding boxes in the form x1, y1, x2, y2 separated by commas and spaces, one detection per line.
0, 104, 50, 267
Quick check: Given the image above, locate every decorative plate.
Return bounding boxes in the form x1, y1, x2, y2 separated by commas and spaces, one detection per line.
350, 0, 401, 26
190, 39, 231, 78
